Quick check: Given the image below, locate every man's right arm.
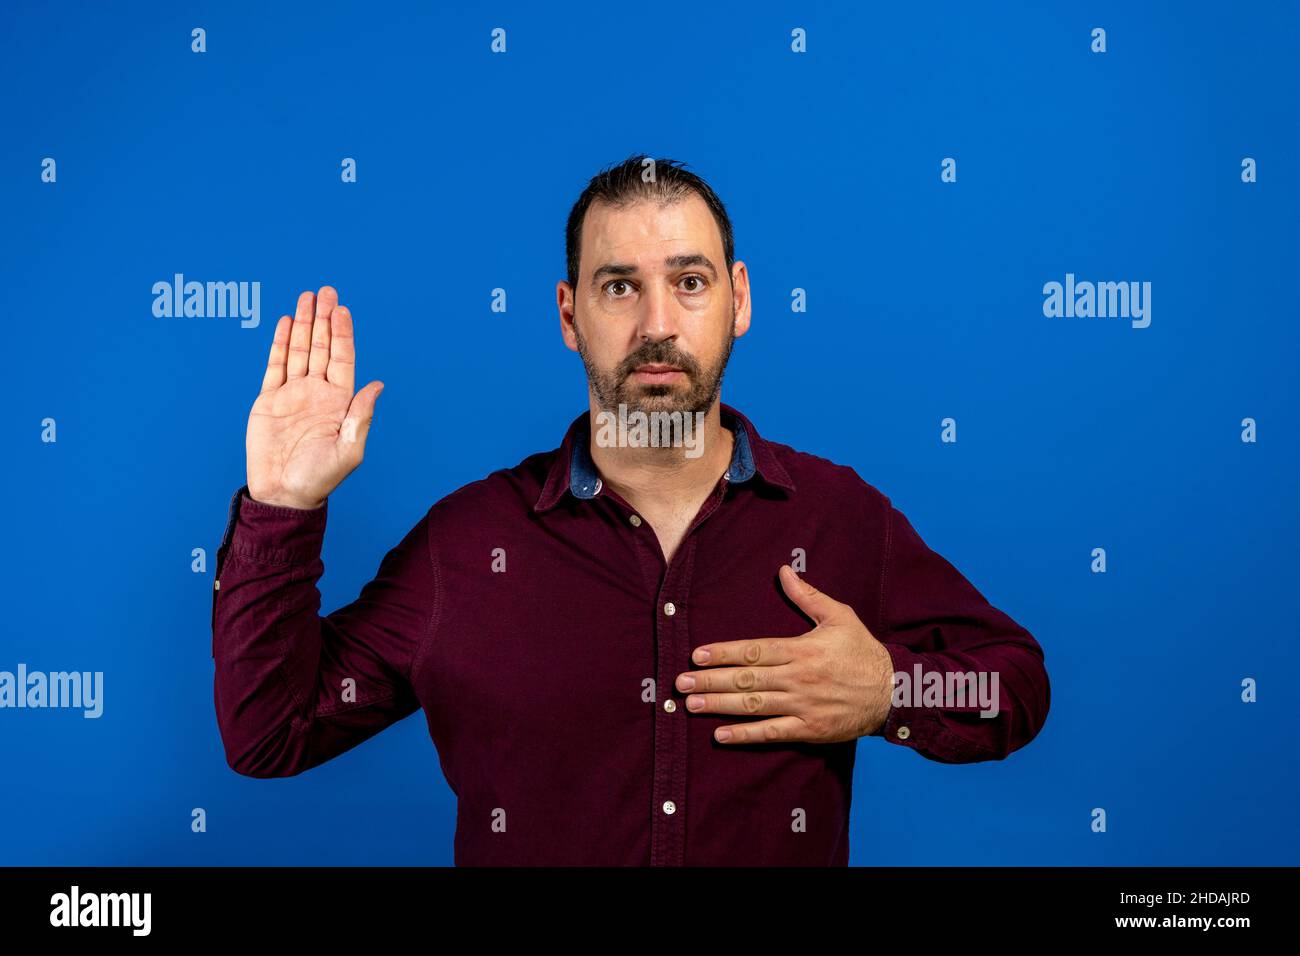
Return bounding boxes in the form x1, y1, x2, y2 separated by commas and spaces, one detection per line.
211, 484, 438, 778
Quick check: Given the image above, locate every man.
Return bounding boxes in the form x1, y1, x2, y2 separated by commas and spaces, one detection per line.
212, 154, 1050, 866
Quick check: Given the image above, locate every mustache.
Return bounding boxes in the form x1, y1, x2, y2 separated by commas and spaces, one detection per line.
617, 344, 699, 378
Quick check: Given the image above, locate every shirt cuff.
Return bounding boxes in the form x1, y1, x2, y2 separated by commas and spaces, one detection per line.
875, 642, 1001, 761
219, 483, 328, 565
876, 642, 944, 750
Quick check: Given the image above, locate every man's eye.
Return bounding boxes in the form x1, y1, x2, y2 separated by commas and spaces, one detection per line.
681, 275, 706, 292
606, 281, 632, 297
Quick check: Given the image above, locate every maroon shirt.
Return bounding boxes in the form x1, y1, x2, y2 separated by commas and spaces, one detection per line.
211, 402, 1049, 865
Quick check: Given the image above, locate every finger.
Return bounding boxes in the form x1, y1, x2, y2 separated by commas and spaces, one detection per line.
286, 290, 315, 379
778, 564, 852, 627
713, 715, 811, 745
675, 663, 793, 695
684, 690, 797, 716
308, 285, 337, 378
260, 315, 292, 393
327, 305, 355, 393
690, 636, 799, 668
338, 380, 384, 458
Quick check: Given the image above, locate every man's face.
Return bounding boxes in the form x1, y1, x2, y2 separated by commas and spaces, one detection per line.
559, 193, 750, 417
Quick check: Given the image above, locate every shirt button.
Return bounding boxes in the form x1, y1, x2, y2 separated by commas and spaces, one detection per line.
663, 602, 676, 616
629, 514, 642, 527
663, 699, 676, 713
662, 800, 676, 815
897, 725, 911, 740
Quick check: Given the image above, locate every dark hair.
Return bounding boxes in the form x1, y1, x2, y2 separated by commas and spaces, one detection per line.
565, 154, 735, 292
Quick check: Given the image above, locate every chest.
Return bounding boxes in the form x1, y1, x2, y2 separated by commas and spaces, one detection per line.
416, 509, 881, 711
635, 506, 697, 565
409, 491, 888, 783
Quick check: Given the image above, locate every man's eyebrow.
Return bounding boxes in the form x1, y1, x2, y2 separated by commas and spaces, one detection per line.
590, 254, 719, 288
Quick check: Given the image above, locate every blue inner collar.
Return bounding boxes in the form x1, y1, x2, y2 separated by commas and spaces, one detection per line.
570, 413, 755, 500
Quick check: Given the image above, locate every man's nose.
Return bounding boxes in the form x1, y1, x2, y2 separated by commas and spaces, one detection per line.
635, 281, 680, 344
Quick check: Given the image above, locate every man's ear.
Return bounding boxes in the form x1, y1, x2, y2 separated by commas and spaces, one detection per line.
557, 280, 579, 352
731, 261, 752, 338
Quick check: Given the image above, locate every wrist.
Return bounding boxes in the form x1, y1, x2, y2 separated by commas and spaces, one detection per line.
244, 490, 326, 511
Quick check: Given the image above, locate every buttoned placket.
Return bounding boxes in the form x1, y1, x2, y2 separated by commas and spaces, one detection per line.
596, 472, 734, 866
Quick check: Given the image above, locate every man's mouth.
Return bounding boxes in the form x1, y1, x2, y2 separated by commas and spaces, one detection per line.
631, 364, 686, 384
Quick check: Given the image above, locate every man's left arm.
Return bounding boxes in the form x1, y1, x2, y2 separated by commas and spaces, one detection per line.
873, 496, 1051, 763
677, 495, 1049, 761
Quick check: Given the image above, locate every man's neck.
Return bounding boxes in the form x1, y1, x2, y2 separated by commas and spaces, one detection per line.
586, 399, 734, 510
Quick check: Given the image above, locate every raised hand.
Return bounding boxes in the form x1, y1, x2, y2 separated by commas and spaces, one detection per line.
245, 286, 384, 510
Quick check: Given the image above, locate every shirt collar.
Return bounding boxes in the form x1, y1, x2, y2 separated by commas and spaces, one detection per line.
533, 402, 795, 513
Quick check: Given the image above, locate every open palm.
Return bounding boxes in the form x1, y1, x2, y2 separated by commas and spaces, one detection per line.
245, 286, 383, 510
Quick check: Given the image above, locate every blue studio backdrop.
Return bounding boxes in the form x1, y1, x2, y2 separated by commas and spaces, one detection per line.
1, 1, 1296, 865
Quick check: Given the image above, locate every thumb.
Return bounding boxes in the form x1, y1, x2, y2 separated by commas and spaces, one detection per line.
779, 564, 848, 627
340, 380, 383, 453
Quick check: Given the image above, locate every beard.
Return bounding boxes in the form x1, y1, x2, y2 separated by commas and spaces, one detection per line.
574, 313, 736, 418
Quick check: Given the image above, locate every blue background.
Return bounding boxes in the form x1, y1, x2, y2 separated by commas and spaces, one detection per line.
1, 0, 1295, 865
